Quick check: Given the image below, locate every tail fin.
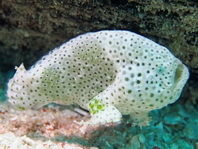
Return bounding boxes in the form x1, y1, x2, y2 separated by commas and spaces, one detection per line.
7, 64, 28, 109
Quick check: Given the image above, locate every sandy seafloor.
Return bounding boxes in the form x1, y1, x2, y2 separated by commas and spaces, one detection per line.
0, 71, 197, 149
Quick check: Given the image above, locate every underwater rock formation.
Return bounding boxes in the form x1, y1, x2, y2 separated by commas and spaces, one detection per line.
0, 0, 197, 73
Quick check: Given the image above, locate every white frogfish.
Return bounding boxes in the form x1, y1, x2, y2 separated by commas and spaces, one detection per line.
7, 30, 189, 126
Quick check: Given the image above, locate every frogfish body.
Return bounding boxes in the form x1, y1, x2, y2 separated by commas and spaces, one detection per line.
7, 30, 189, 126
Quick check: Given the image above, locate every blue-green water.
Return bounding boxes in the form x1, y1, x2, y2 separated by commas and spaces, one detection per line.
0, 71, 14, 103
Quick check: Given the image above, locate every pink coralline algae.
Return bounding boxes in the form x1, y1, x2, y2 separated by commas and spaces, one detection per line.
0, 105, 100, 138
